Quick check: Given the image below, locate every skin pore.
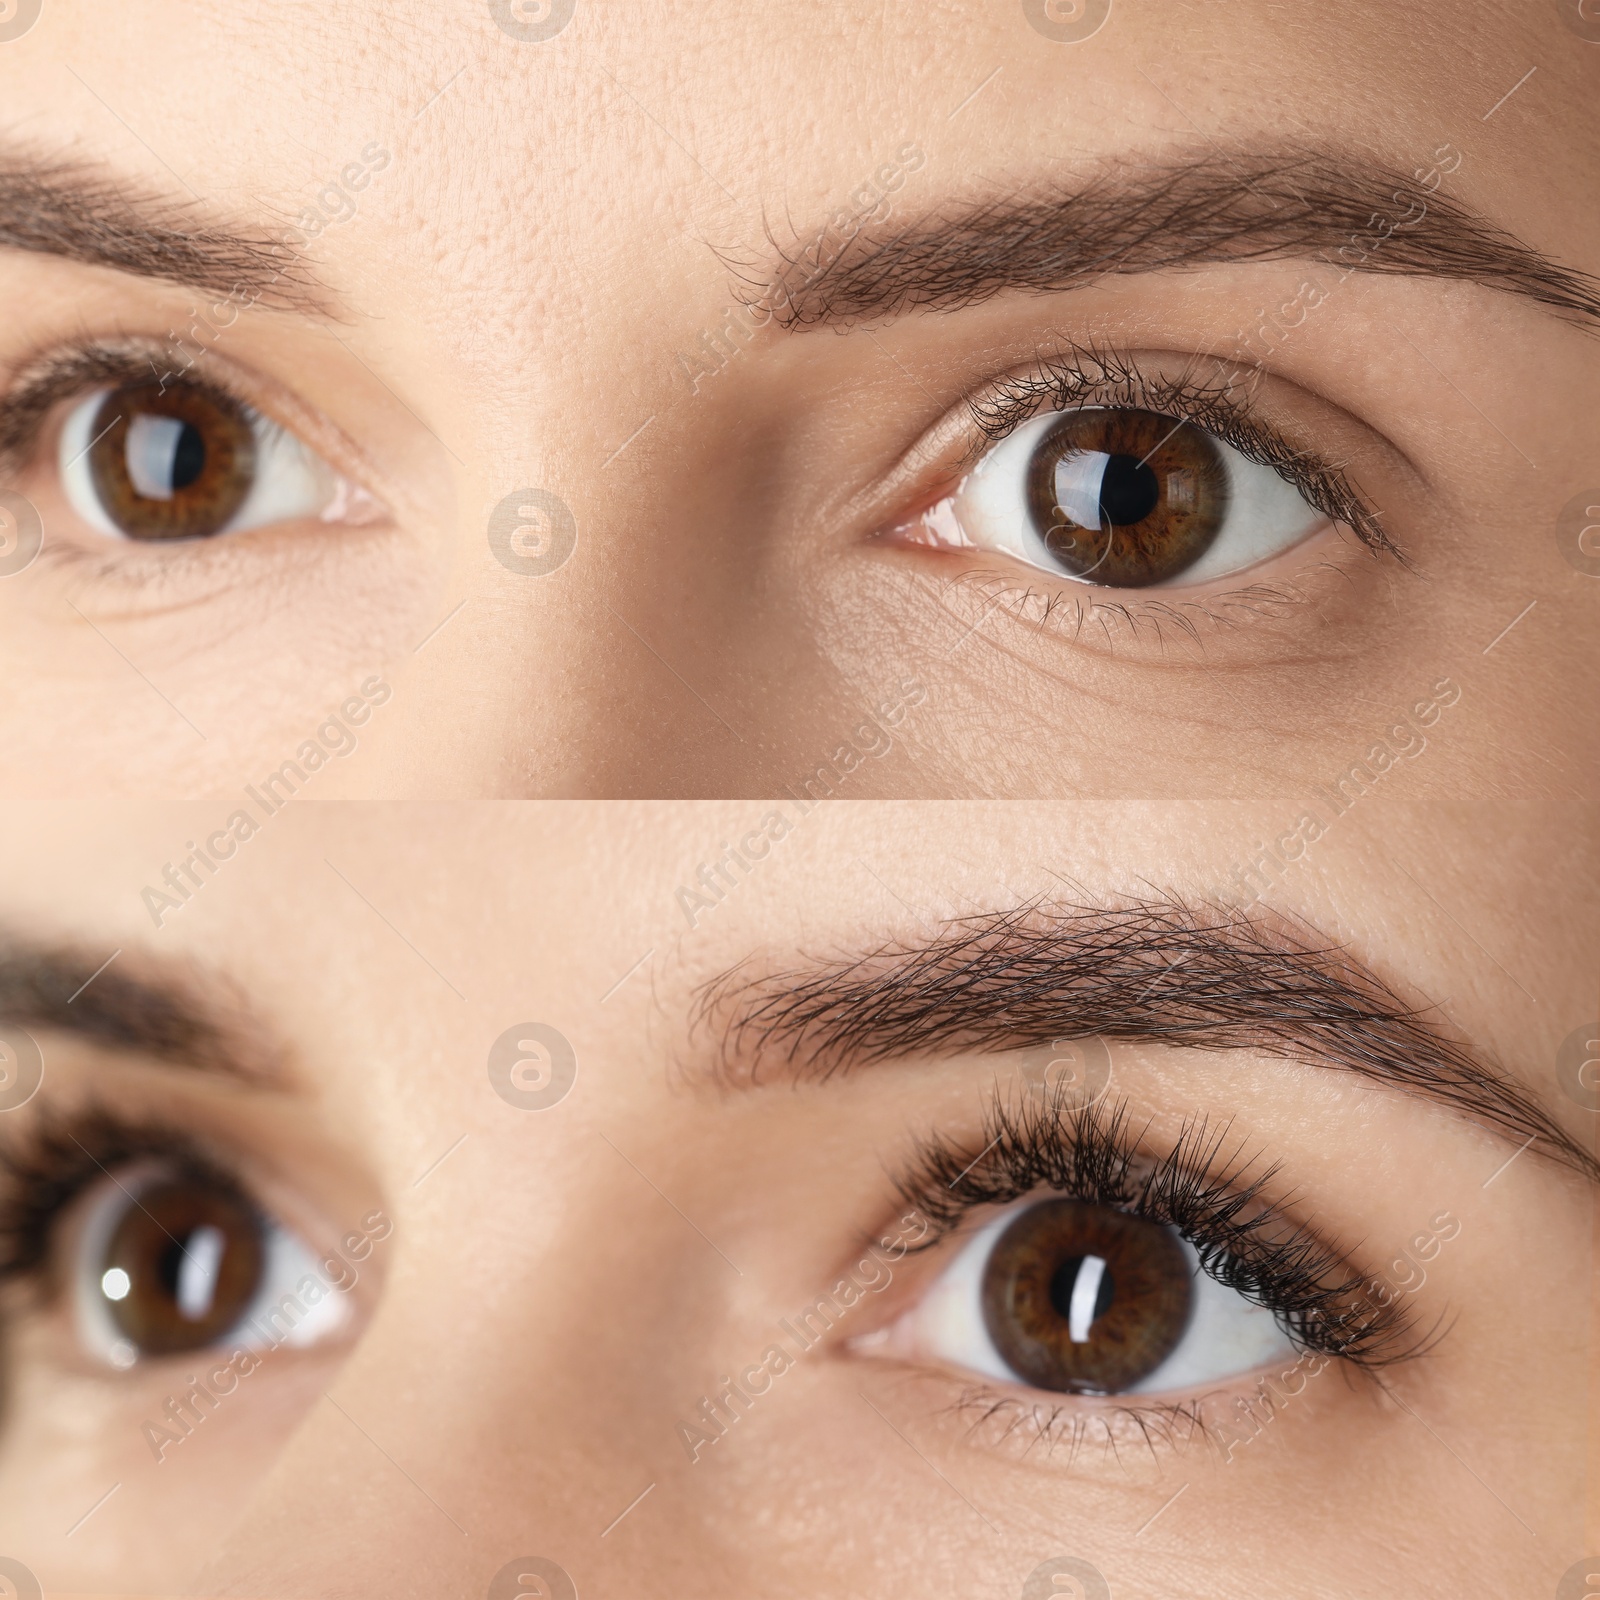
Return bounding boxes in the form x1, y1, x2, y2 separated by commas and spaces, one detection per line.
0, 1, 1595, 797
0, 801, 1591, 1598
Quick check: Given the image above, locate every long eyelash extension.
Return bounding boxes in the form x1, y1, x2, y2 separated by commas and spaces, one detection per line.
0, 1103, 235, 1294
966, 340, 1406, 567
895, 1087, 1430, 1373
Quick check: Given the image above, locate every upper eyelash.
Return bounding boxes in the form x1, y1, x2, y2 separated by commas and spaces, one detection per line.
0, 1102, 245, 1296
0, 338, 258, 480
961, 341, 1407, 567
893, 1088, 1429, 1374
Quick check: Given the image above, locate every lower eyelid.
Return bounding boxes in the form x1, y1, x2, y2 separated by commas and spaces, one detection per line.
900, 544, 1367, 669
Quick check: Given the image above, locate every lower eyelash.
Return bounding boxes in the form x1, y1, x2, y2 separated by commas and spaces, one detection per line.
935, 1361, 1368, 1469
941, 1379, 1219, 1465
927, 558, 1356, 657
966, 341, 1405, 567
895, 1089, 1428, 1374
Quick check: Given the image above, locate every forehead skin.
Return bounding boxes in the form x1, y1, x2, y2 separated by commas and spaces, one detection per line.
0, 0, 1596, 801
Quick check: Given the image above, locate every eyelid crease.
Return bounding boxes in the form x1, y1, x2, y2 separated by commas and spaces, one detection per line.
952, 341, 1406, 569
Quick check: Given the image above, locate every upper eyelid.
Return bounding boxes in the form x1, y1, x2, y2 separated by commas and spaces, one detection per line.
0, 340, 265, 470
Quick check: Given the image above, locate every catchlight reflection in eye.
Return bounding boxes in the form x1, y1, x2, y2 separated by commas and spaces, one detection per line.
58, 379, 377, 542
888, 1194, 1294, 1396
71, 1166, 347, 1368
906, 406, 1329, 589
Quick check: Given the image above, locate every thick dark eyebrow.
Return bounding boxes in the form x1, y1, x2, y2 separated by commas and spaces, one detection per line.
695, 896, 1597, 1185
758, 148, 1600, 332
0, 936, 279, 1084
0, 152, 325, 314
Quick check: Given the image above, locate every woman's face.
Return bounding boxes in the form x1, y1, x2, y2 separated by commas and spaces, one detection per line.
0, 803, 1591, 1598
0, 4, 1596, 1597
0, 0, 1595, 797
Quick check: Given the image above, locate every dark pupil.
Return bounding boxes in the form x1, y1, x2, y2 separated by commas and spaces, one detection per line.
1095, 454, 1159, 527
157, 1234, 197, 1302
103, 1177, 265, 1354
1049, 1253, 1115, 1329
169, 422, 207, 492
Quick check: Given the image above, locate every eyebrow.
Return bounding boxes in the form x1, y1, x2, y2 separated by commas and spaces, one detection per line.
0, 152, 325, 314
759, 148, 1600, 332
696, 895, 1597, 1184
0, 937, 278, 1085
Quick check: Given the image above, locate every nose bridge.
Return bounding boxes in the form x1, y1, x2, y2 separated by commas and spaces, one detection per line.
187, 1154, 741, 1598
186, 1259, 567, 1595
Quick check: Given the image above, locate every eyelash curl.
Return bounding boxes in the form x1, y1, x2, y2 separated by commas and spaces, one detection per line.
0, 1102, 243, 1298
895, 1086, 1428, 1377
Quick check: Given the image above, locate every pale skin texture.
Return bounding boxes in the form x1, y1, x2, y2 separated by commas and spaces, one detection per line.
0, 802, 1591, 1598
0, 2, 1595, 796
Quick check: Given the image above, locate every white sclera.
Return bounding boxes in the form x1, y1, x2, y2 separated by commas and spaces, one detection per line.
946, 408, 1330, 587
58, 386, 343, 541
72, 1165, 349, 1369
889, 1196, 1295, 1396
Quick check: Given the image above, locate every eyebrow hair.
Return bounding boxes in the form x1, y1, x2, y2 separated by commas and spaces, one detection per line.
759, 148, 1600, 332
0, 937, 278, 1084
695, 895, 1597, 1184
0, 153, 325, 313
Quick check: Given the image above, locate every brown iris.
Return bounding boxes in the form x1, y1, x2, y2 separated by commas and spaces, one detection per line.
99, 1177, 264, 1355
86, 381, 256, 540
1025, 408, 1228, 587
981, 1199, 1193, 1393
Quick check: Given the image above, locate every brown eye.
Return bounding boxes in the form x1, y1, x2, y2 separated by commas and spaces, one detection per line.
980, 1199, 1193, 1394
1025, 408, 1229, 587
84, 380, 257, 540
97, 1176, 265, 1356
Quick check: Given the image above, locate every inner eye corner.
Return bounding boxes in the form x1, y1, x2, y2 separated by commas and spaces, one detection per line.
60, 1157, 329, 1370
